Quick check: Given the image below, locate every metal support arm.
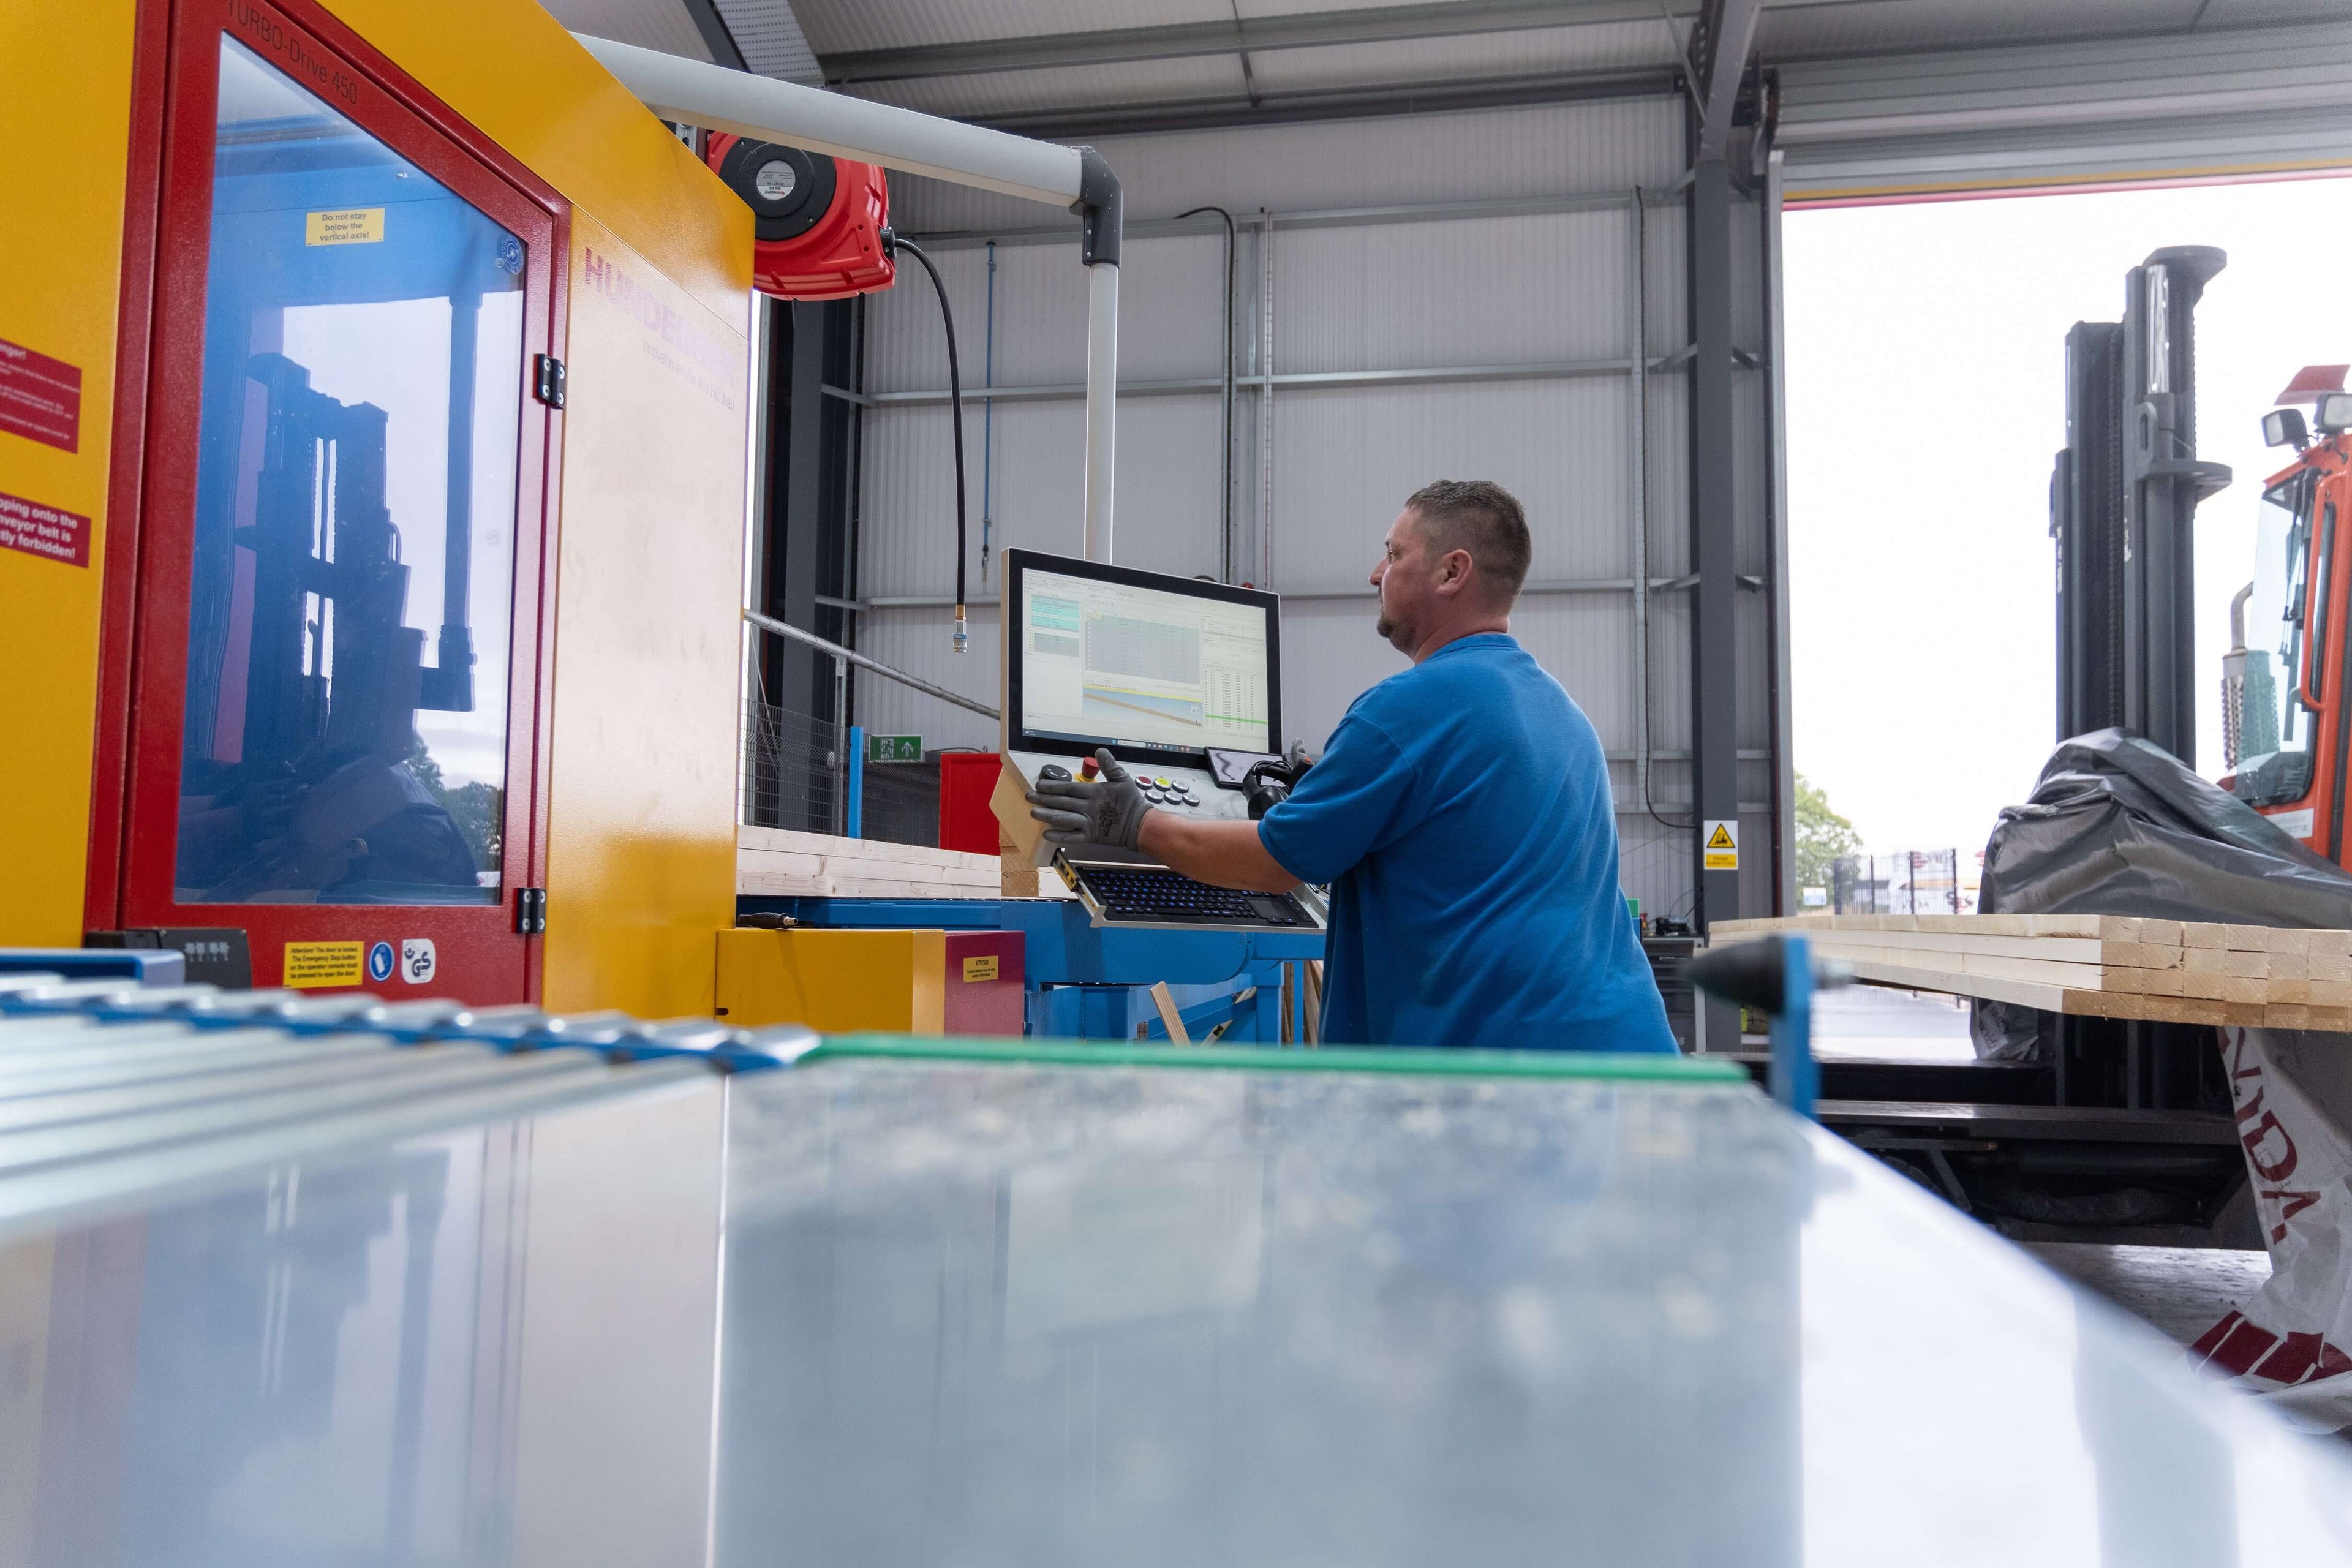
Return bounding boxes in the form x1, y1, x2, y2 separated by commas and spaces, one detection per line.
573, 34, 1087, 207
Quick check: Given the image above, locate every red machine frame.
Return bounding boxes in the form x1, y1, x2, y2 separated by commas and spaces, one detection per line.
89, 0, 573, 1000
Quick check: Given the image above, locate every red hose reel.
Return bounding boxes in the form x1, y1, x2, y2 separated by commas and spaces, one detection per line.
704, 134, 894, 300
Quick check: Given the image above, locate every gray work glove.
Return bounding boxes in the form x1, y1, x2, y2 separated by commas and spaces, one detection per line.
1026, 748, 1151, 850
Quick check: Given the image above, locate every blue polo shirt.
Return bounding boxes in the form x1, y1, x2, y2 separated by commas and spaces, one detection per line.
1257, 633, 1675, 1054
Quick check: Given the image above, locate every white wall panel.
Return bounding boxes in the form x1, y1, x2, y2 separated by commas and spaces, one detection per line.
1272, 209, 1633, 374
1265, 379, 1634, 592
891, 97, 1686, 233
861, 396, 1226, 597
865, 231, 1235, 393
856, 606, 1002, 754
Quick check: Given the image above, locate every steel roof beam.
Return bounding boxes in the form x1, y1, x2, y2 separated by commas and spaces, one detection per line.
1691, 0, 1764, 160
964, 65, 1678, 141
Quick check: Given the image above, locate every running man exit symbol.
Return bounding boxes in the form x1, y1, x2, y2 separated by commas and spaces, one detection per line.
1702, 820, 1739, 871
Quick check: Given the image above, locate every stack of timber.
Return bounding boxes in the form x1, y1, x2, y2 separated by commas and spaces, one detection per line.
1711, 914, 2352, 1032
737, 826, 1070, 902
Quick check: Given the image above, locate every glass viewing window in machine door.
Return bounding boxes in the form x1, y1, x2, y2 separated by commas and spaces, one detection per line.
174, 34, 524, 905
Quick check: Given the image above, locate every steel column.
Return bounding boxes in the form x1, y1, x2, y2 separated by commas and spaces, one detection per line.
1084, 262, 1119, 561
1763, 149, 1795, 915
1688, 154, 1741, 1044
771, 302, 832, 831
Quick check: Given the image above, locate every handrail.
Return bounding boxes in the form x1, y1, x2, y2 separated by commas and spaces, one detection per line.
742, 608, 1000, 722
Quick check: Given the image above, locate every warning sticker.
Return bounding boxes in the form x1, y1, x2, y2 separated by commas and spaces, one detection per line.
0, 336, 81, 452
284, 941, 365, 989
306, 208, 385, 246
962, 954, 1000, 984
0, 489, 91, 568
1702, 819, 1740, 872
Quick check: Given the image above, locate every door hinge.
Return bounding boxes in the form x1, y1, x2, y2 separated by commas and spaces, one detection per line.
533, 354, 566, 409
515, 887, 548, 935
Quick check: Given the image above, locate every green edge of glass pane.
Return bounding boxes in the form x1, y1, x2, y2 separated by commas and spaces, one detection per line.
801, 1035, 1748, 1084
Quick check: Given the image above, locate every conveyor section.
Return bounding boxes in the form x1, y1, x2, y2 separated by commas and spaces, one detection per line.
3, 986, 2350, 1563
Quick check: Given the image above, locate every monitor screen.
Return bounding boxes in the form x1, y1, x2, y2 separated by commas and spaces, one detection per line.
1008, 551, 1278, 763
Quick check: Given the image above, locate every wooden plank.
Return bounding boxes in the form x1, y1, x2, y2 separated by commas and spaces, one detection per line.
1747, 927, 2180, 968
1149, 981, 1191, 1045
736, 824, 1076, 902
1808, 940, 2119, 992
2184, 947, 2267, 979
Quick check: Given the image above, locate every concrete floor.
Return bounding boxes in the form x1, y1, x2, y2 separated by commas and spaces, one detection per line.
2024, 1242, 2271, 1346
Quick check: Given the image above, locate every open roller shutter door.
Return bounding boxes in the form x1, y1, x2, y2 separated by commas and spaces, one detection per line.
1777, 21, 2352, 205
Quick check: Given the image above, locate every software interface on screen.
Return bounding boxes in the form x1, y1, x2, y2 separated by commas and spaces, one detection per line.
1020, 567, 1271, 756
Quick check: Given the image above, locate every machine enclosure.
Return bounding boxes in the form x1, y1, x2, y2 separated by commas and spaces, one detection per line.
704, 132, 895, 300
4, 0, 756, 1014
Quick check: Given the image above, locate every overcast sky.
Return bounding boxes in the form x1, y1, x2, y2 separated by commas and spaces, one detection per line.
1783, 174, 2352, 860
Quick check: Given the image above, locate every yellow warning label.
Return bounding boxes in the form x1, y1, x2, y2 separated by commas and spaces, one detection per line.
306, 208, 384, 246
962, 954, 1000, 984
1702, 819, 1739, 872
284, 941, 364, 989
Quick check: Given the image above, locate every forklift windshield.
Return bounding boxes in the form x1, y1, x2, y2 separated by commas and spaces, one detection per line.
2245, 473, 2317, 763
173, 36, 523, 905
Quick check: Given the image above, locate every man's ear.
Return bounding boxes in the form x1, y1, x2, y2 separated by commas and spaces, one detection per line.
1434, 549, 1476, 595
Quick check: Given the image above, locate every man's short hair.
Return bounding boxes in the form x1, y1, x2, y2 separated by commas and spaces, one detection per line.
1404, 479, 1532, 603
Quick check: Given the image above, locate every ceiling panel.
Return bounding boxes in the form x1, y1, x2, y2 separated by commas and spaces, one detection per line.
851, 54, 1251, 118
1244, 20, 1678, 92
538, 0, 716, 62
1758, 0, 2207, 61
788, 0, 1229, 57
712, 0, 823, 79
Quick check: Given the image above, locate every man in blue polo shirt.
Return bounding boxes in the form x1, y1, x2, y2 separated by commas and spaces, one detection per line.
1027, 478, 1675, 1054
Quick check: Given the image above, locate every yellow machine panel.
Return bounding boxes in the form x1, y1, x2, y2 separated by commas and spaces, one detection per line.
0, 2, 140, 946
715, 929, 950, 1035
317, 0, 748, 326
541, 217, 748, 1018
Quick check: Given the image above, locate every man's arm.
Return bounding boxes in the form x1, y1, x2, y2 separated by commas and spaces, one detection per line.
1137, 813, 1301, 894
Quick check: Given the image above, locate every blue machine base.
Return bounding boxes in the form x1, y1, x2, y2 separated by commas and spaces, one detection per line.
739, 895, 1328, 1044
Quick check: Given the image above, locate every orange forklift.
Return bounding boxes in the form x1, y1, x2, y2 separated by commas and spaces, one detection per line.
2222, 366, 2352, 860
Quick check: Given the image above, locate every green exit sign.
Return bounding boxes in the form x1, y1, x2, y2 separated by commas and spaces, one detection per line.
866, 734, 923, 763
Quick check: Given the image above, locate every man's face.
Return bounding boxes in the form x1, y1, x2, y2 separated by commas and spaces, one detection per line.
1370, 508, 1438, 654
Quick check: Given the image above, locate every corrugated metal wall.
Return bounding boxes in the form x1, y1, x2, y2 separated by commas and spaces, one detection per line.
846, 95, 1781, 922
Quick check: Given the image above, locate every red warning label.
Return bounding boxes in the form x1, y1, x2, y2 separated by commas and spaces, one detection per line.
0, 490, 91, 568
0, 337, 81, 453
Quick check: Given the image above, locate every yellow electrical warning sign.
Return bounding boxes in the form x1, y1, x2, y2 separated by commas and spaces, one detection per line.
306, 208, 384, 246
1702, 819, 1739, 872
284, 941, 364, 989
962, 955, 1000, 983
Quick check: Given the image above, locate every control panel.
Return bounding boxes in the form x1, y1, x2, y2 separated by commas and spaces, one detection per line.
1004, 749, 1261, 865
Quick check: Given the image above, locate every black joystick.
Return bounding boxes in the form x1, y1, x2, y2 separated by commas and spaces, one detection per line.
1038, 764, 1072, 782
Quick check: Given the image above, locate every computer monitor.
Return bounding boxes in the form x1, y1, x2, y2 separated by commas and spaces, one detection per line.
1003, 549, 1280, 766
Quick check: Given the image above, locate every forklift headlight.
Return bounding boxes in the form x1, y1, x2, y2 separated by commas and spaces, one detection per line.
2318, 393, 2352, 435
2264, 408, 2310, 448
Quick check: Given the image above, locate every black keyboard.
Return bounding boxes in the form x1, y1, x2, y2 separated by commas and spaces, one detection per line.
1073, 864, 1314, 928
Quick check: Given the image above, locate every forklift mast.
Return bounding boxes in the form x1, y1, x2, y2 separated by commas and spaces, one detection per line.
2051, 247, 2232, 762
